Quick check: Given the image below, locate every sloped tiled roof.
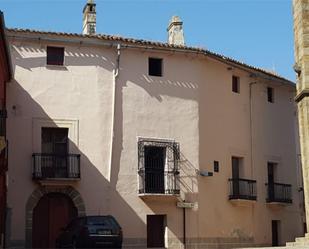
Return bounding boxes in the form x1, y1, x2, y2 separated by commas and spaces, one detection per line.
7, 28, 294, 85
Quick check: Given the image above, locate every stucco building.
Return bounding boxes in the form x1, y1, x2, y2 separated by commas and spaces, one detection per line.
0, 11, 11, 249
5, 1, 305, 248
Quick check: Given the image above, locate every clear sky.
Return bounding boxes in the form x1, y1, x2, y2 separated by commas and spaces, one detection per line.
1, 0, 295, 81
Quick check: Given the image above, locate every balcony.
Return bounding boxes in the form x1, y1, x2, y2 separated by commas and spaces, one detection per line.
138, 170, 180, 197
32, 153, 81, 181
228, 178, 257, 201
266, 182, 292, 204
137, 139, 180, 199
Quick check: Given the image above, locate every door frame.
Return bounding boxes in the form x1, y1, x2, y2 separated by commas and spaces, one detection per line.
25, 186, 85, 249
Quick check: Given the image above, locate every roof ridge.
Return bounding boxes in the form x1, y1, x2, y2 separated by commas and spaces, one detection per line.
6, 27, 294, 85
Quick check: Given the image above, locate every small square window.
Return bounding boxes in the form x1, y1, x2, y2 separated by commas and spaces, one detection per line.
47, 46, 64, 66
232, 76, 240, 93
149, 58, 163, 77
267, 87, 274, 103
214, 161, 219, 172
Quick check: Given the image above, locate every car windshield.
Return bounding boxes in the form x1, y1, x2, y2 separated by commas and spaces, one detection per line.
86, 217, 118, 227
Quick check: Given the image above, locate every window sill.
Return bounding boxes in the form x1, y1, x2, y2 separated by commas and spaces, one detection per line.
138, 193, 180, 201
46, 65, 68, 71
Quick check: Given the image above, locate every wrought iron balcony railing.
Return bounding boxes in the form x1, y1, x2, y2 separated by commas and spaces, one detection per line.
32, 153, 81, 180
228, 178, 257, 201
266, 182, 292, 203
138, 170, 180, 195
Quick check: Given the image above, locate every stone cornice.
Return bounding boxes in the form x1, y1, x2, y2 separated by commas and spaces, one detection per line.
295, 89, 309, 103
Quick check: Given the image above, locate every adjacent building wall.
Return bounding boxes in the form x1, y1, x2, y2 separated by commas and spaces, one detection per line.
294, 0, 309, 233
0, 11, 11, 249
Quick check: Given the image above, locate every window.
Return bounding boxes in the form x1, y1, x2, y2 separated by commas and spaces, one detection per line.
229, 157, 257, 200
231, 157, 241, 195
148, 58, 163, 76
232, 157, 242, 179
41, 127, 68, 178
232, 76, 240, 93
33, 127, 81, 179
214, 161, 219, 172
267, 87, 274, 103
47, 46, 65, 66
138, 139, 180, 195
42, 127, 68, 155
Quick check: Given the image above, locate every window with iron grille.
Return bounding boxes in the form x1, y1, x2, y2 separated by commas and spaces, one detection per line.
47, 46, 65, 66
138, 139, 180, 195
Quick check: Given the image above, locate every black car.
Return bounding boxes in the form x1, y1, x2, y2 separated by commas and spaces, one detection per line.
56, 215, 123, 248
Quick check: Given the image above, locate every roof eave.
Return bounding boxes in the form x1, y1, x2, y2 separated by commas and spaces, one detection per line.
6, 28, 294, 86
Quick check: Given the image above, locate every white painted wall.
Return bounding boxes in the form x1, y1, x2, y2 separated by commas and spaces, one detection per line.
6, 31, 303, 248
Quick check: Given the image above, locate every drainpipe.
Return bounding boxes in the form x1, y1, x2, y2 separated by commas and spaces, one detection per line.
249, 81, 258, 235
249, 81, 257, 180
183, 206, 186, 249
108, 44, 121, 181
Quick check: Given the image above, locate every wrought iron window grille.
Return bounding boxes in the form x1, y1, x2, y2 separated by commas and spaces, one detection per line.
138, 138, 180, 195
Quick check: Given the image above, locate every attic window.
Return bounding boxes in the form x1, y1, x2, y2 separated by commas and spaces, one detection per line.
232, 76, 240, 93
267, 87, 274, 103
47, 46, 64, 66
149, 58, 163, 77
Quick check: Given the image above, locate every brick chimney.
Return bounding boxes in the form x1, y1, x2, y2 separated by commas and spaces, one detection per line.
83, 0, 96, 35
167, 16, 185, 46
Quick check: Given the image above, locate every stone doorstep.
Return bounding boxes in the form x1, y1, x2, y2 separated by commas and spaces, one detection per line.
239, 237, 309, 249
238, 247, 289, 249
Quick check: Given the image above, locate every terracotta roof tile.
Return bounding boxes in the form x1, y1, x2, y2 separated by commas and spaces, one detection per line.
6, 28, 294, 85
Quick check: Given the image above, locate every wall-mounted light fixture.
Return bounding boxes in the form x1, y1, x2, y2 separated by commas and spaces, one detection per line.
196, 169, 213, 177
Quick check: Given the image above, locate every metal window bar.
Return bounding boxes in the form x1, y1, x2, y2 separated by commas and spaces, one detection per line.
266, 182, 292, 203
32, 153, 80, 179
228, 178, 257, 201
138, 139, 180, 195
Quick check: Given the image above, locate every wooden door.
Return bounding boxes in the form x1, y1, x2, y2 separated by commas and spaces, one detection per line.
272, 220, 279, 246
41, 128, 68, 178
147, 215, 165, 248
32, 193, 77, 248
268, 162, 275, 200
232, 157, 240, 196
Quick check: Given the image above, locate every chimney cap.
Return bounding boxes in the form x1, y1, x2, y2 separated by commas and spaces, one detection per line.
170, 15, 182, 23
168, 15, 183, 30
83, 0, 96, 13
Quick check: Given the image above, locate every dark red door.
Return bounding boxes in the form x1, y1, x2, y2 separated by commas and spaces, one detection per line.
32, 193, 77, 248
147, 215, 165, 248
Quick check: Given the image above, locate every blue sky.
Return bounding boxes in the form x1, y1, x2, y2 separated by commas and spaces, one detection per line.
1, 0, 295, 81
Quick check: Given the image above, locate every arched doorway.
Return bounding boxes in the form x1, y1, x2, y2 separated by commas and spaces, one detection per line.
32, 193, 78, 248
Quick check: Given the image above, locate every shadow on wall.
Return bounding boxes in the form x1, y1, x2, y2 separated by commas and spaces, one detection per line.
108, 51, 200, 247
11, 45, 116, 72
8, 45, 201, 248
179, 152, 199, 195
7, 79, 146, 248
